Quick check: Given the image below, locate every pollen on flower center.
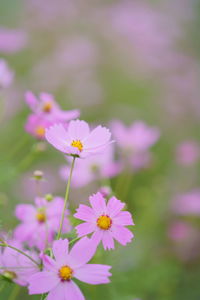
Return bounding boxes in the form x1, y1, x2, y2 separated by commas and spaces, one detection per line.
59, 265, 73, 281
35, 126, 45, 138
97, 215, 112, 230
43, 102, 52, 113
71, 140, 83, 152
36, 210, 46, 223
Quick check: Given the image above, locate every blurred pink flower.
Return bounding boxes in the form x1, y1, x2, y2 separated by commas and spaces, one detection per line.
14, 197, 71, 250
0, 239, 39, 286
0, 59, 14, 88
25, 91, 80, 122
60, 145, 121, 187
0, 27, 27, 54
28, 238, 111, 299
45, 120, 112, 158
74, 192, 134, 250
112, 120, 160, 151
176, 141, 200, 166
168, 221, 192, 241
25, 114, 53, 139
172, 190, 200, 216
111, 120, 159, 170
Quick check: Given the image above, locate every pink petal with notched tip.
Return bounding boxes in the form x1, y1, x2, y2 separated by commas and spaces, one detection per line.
106, 196, 125, 217
89, 192, 107, 215
111, 225, 133, 246
84, 126, 111, 150
102, 232, 115, 250
74, 204, 96, 222
74, 264, 111, 284
113, 211, 134, 226
68, 120, 90, 140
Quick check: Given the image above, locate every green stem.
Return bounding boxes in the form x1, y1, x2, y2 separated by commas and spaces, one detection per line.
0, 243, 40, 268
8, 285, 20, 300
56, 157, 76, 240
69, 236, 81, 245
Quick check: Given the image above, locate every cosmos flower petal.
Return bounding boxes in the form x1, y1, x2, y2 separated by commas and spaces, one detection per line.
75, 222, 96, 237
64, 281, 85, 300
69, 237, 97, 268
47, 283, 65, 300
106, 196, 125, 217
113, 211, 134, 226
74, 264, 111, 284
45, 123, 71, 153
25, 91, 38, 112
15, 204, 36, 222
14, 223, 37, 242
74, 204, 96, 222
58, 109, 80, 121
41, 253, 58, 272
102, 232, 115, 250
111, 226, 134, 246
28, 271, 59, 294
84, 126, 111, 150
89, 192, 107, 215
68, 120, 90, 140
52, 239, 69, 261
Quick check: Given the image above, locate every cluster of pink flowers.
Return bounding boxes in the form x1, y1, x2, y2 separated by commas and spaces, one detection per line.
25, 91, 80, 139
0, 95, 141, 299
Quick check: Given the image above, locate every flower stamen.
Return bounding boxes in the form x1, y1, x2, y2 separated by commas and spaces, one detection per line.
35, 126, 45, 138
97, 215, 112, 230
59, 265, 73, 281
43, 102, 52, 113
71, 140, 83, 152
36, 209, 46, 223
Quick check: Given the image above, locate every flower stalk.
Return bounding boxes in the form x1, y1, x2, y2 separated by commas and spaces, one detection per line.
56, 156, 76, 239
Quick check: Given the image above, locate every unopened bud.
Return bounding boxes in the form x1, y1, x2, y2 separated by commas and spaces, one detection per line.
34, 142, 47, 152
99, 186, 112, 198
33, 170, 44, 181
45, 194, 53, 202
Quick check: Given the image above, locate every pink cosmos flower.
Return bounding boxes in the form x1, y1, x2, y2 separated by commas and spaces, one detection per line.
60, 144, 121, 187
28, 238, 111, 300
0, 239, 39, 286
25, 91, 80, 122
172, 190, 200, 216
176, 140, 200, 166
45, 120, 112, 158
111, 120, 160, 152
111, 120, 159, 169
74, 192, 134, 250
0, 59, 14, 88
14, 196, 71, 250
25, 114, 54, 139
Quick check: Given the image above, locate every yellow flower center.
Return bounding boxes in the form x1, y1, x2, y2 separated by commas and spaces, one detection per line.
35, 126, 45, 138
97, 215, 112, 230
71, 140, 83, 152
36, 210, 46, 223
43, 102, 52, 113
3, 271, 17, 280
59, 266, 73, 281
